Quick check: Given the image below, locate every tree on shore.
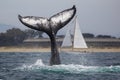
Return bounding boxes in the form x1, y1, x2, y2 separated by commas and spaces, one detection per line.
24, 29, 43, 39
0, 28, 26, 46
96, 35, 116, 38
0, 28, 44, 46
82, 33, 95, 38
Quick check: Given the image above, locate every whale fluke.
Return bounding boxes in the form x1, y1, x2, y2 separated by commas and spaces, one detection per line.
18, 5, 76, 65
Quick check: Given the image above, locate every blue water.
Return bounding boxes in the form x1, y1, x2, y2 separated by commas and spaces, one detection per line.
0, 52, 120, 80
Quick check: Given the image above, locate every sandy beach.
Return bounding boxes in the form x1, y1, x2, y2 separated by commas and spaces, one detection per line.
0, 47, 51, 52
0, 47, 120, 53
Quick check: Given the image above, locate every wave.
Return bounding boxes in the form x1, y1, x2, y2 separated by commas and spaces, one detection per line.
16, 59, 120, 74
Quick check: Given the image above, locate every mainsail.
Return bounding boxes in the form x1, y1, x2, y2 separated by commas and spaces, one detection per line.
61, 17, 88, 48
73, 18, 88, 48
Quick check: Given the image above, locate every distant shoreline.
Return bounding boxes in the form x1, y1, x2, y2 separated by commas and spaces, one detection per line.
0, 47, 120, 53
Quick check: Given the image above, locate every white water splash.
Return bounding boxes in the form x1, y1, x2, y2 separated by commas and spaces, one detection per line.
34, 59, 44, 66
16, 59, 120, 73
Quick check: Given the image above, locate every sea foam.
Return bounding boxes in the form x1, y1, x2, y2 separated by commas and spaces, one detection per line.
16, 59, 120, 73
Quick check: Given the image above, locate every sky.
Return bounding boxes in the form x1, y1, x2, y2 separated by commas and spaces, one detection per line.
0, 0, 120, 37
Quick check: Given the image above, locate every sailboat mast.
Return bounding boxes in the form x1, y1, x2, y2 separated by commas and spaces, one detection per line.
73, 16, 77, 48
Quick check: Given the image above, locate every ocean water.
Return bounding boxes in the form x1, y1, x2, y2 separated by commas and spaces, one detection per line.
0, 52, 120, 80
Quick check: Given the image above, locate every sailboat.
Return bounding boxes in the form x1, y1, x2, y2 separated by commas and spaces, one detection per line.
61, 16, 88, 49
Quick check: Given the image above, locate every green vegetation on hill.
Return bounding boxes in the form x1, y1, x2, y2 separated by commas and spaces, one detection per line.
0, 28, 43, 46
0, 28, 118, 46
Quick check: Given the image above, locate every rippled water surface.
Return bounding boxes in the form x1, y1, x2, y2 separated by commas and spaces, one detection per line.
0, 52, 120, 80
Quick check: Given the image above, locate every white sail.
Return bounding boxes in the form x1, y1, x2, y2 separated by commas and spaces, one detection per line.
61, 17, 88, 49
73, 18, 88, 48
61, 26, 72, 47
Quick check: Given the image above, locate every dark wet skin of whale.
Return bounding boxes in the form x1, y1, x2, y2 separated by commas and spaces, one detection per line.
18, 5, 76, 65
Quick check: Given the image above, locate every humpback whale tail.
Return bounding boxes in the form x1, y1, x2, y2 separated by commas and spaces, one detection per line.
18, 5, 76, 35
18, 5, 76, 65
